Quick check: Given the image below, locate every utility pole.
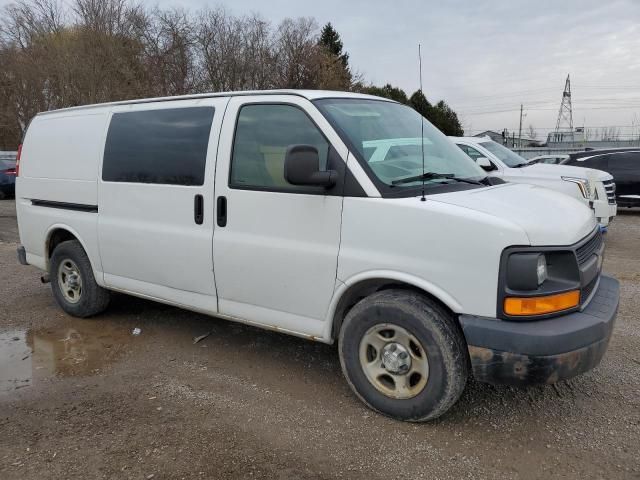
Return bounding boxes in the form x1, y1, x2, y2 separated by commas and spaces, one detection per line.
518, 104, 524, 149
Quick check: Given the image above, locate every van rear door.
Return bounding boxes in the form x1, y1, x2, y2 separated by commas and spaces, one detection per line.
98, 98, 228, 311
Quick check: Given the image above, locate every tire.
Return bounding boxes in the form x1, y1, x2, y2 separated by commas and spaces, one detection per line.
338, 289, 468, 422
50, 240, 110, 317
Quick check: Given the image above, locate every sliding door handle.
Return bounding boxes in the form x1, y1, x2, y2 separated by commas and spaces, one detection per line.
216, 196, 227, 227
194, 194, 204, 225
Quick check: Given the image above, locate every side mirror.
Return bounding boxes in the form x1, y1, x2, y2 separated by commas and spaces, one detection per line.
284, 145, 337, 187
476, 157, 494, 171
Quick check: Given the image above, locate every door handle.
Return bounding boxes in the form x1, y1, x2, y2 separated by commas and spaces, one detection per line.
217, 196, 227, 227
194, 194, 204, 225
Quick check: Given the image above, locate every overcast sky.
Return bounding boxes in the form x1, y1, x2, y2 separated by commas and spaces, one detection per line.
3, 0, 640, 138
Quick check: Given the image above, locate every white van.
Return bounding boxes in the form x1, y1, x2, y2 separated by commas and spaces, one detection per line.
453, 136, 617, 228
15, 90, 619, 421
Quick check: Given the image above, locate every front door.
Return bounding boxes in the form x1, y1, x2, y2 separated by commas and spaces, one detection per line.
213, 95, 345, 337
98, 98, 228, 311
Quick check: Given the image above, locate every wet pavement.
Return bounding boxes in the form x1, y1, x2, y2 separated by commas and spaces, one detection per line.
0, 323, 130, 395
1, 199, 639, 479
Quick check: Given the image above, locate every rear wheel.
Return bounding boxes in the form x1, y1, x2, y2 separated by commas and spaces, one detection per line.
50, 240, 110, 317
338, 289, 468, 421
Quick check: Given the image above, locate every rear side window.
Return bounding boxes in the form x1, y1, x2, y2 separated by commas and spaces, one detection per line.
609, 152, 639, 172
103, 107, 215, 185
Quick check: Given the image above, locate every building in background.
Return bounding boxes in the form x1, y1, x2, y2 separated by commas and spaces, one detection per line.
547, 127, 640, 149
473, 130, 539, 148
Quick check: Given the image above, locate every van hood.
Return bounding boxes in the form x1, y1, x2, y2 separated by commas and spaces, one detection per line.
524, 163, 613, 182
430, 182, 596, 246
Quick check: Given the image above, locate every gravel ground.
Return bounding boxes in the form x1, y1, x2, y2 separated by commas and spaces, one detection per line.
1, 199, 639, 479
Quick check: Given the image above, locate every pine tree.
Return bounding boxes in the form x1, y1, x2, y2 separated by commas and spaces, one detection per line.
409, 90, 431, 118
319, 23, 349, 68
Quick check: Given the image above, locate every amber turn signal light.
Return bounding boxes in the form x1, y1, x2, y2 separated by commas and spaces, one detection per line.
504, 290, 580, 316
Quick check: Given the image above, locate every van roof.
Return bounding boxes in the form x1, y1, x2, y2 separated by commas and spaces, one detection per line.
36, 89, 391, 116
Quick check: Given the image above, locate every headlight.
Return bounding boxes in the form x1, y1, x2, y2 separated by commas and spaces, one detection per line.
500, 249, 582, 319
562, 176, 591, 199
536, 254, 547, 285
506, 253, 548, 290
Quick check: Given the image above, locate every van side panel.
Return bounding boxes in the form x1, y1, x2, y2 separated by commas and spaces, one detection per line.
97, 98, 225, 306
20, 112, 107, 187
16, 111, 109, 275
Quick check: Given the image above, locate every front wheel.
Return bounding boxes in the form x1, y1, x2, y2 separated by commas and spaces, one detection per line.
338, 290, 468, 421
50, 240, 110, 317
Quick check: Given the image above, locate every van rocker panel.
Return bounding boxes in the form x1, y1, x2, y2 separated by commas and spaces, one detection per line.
459, 275, 619, 385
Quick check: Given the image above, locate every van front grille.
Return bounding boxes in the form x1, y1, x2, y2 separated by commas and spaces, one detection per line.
576, 230, 603, 266
581, 275, 599, 304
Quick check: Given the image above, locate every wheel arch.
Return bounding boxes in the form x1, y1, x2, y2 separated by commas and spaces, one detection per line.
44, 224, 95, 273
324, 272, 464, 343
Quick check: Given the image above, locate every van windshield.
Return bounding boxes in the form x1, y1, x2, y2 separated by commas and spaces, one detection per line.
314, 99, 486, 189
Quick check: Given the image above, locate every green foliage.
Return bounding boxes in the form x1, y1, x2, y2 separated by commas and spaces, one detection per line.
319, 22, 349, 68
362, 84, 463, 136
409, 90, 431, 118
429, 100, 464, 137
360, 84, 408, 104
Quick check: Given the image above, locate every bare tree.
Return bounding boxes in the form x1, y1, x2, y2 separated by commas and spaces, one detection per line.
273, 17, 319, 88
0, 0, 358, 149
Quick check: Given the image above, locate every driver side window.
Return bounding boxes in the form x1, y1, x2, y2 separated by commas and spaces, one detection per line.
458, 144, 482, 160
230, 104, 329, 191
457, 144, 495, 169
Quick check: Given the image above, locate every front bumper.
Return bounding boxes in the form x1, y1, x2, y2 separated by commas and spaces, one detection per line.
592, 198, 616, 227
459, 275, 619, 386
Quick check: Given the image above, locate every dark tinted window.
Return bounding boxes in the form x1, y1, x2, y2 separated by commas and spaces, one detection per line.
103, 107, 215, 185
457, 144, 484, 160
609, 152, 639, 172
230, 104, 329, 190
580, 154, 609, 170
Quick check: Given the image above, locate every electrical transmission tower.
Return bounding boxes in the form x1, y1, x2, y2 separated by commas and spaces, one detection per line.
554, 74, 574, 142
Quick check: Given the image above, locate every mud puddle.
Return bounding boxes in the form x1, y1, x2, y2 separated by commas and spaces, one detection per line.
0, 321, 135, 396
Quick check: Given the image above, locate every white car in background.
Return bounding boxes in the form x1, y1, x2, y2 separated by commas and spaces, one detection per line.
452, 137, 617, 228
527, 154, 569, 165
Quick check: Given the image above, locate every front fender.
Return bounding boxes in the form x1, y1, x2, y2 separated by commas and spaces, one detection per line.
321, 270, 464, 342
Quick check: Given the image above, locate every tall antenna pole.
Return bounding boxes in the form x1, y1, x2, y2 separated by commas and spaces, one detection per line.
418, 44, 426, 202
518, 104, 523, 149
554, 74, 574, 143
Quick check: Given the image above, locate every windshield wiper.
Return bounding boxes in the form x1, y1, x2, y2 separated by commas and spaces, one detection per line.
392, 172, 485, 186
392, 172, 456, 185
450, 176, 486, 185
511, 163, 529, 168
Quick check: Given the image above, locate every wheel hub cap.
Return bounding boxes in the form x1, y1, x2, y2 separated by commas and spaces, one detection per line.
381, 342, 411, 374
67, 274, 80, 289
358, 323, 430, 399
57, 259, 83, 304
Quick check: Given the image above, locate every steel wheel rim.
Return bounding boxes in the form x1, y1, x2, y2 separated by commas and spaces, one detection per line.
57, 259, 83, 304
359, 323, 429, 399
